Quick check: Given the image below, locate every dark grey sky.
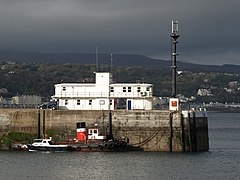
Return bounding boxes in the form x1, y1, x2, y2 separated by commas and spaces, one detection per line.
0, 0, 239, 65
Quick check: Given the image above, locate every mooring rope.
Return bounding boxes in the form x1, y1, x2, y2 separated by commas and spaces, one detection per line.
129, 113, 171, 147
129, 126, 164, 147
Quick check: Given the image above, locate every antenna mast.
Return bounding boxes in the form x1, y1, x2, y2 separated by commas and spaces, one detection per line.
171, 20, 180, 98
96, 46, 99, 72
110, 53, 113, 72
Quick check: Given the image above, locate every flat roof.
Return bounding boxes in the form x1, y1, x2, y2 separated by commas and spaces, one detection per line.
55, 83, 152, 87
55, 83, 95, 87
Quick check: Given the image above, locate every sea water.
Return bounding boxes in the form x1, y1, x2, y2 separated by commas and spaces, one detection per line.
0, 112, 239, 180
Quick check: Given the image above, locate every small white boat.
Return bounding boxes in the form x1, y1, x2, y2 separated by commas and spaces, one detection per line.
27, 137, 73, 152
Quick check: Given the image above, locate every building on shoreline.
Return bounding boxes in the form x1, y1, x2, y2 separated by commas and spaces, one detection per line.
53, 72, 153, 110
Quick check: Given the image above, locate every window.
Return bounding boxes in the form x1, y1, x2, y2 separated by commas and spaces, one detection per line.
94, 129, 98, 134
123, 87, 126, 92
146, 87, 151, 91
89, 100, 92, 105
62, 87, 66, 91
65, 100, 68, 105
110, 100, 113, 105
77, 100, 80, 105
128, 87, 131, 92
110, 87, 114, 92
137, 87, 141, 92
100, 100, 105, 105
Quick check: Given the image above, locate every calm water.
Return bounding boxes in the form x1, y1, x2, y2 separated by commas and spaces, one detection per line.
0, 112, 239, 180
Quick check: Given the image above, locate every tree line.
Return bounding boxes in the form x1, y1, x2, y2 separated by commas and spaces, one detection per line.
1, 62, 240, 103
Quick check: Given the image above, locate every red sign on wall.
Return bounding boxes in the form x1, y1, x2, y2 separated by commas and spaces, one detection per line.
171, 101, 177, 107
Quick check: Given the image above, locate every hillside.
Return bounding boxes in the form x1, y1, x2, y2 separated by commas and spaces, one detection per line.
1, 61, 240, 103
1, 49, 240, 73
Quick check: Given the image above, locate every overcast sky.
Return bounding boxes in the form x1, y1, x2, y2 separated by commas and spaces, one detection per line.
0, 0, 239, 65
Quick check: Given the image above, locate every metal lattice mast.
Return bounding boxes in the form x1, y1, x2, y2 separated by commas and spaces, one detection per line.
171, 20, 180, 98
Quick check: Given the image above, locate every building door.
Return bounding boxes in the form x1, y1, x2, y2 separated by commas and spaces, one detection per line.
116, 98, 126, 109
127, 100, 131, 110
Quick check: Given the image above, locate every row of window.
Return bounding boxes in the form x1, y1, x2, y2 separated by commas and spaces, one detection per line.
122, 87, 131, 92
62, 86, 151, 92
121, 86, 151, 93
64, 99, 112, 106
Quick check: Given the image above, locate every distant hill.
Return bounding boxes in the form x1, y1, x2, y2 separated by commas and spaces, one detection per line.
1, 49, 240, 73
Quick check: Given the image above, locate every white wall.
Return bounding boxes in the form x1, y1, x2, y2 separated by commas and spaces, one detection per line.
54, 72, 153, 110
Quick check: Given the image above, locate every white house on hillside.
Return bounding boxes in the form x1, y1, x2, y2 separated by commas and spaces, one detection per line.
52, 72, 153, 110
197, 89, 212, 96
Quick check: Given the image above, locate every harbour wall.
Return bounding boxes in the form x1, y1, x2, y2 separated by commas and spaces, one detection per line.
0, 109, 209, 152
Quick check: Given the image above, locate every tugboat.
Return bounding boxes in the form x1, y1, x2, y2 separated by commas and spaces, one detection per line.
65, 111, 128, 152
69, 124, 128, 152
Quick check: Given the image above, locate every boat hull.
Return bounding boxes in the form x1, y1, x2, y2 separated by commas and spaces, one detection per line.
27, 145, 74, 152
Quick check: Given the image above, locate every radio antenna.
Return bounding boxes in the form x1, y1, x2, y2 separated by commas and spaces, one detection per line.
110, 53, 113, 72
96, 46, 99, 72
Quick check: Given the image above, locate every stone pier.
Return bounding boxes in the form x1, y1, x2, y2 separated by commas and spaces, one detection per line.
0, 109, 209, 152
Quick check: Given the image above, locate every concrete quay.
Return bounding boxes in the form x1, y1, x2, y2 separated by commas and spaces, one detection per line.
0, 109, 208, 152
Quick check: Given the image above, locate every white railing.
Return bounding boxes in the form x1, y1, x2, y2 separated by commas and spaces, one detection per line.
54, 92, 152, 98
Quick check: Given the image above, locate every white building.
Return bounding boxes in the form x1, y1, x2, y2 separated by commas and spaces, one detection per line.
197, 89, 212, 96
53, 72, 153, 110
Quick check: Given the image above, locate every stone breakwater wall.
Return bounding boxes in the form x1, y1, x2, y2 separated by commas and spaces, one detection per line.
0, 109, 208, 152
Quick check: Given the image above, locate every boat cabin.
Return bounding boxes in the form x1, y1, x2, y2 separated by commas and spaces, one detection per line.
88, 128, 106, 140
32, 138, 54, 146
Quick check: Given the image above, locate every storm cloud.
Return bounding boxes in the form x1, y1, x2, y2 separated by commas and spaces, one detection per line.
0, 0, 239, 65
